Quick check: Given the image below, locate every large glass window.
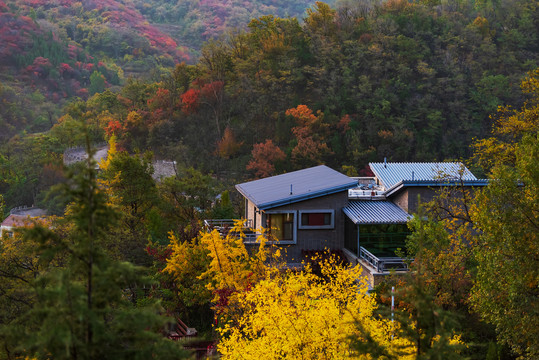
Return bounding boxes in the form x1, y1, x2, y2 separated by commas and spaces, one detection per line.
266, 212, 296, 243
347, 224, 409, 258
299, 210, 334, 229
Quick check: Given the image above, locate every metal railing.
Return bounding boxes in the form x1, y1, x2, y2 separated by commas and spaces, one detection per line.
203, 219, 253, 229
359, 246, 409, 273
10, 205, 33, 215
203, 219, 259, 242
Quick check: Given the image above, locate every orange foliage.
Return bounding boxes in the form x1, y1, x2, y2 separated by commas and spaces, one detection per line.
378, 129, 394, 139
216, 127, 243, 159
180, 88, 200, 114
246, 139, 286, 178
383, 0, 411, 11
285, 104, 317, 127
337, 114, 351, 133
286, 105, 332, 166
105, 120, 123, 136
291, 133, 331, 165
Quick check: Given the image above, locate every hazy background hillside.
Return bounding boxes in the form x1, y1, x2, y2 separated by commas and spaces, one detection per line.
0, 0, 335, 140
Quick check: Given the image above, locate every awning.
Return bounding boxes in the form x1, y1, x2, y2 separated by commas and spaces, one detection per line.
343, 200, 410, 225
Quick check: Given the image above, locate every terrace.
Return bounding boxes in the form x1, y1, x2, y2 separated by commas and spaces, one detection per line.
343, 201, 411, 274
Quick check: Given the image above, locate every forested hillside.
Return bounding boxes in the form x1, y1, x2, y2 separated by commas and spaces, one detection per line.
1, 0, 538, 211
0, 0, 334, 141
53, 1, 539, 171
1, 2, 538, 359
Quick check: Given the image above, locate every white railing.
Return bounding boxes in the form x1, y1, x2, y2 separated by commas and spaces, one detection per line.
10, 205, 33, 215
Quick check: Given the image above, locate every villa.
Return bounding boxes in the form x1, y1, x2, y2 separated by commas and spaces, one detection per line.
207, 162, 487, 287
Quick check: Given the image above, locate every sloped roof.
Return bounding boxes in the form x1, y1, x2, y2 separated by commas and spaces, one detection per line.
343, 200, 411, 224
1, 214, 33, 228
236, 165, 358, 210
369, 162, 477, 190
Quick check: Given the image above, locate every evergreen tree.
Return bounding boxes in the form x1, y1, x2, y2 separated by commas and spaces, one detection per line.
10, 134, 187, 360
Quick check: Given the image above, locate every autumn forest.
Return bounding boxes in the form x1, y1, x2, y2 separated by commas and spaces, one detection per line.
0, 0, 538, 359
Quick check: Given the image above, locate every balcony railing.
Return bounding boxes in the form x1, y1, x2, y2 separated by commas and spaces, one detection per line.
203, 219, 252, 228
359, 246, 409, 273
203, 219, 259, 242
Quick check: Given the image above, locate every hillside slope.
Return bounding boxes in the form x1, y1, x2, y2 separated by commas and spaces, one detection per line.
0, 0, 328, 141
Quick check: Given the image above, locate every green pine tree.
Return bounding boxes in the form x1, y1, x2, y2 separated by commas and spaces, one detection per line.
12, 133, 187, 360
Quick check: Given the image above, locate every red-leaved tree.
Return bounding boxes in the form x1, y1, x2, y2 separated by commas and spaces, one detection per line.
246, 139, 286, 178
285, 105, 332, 167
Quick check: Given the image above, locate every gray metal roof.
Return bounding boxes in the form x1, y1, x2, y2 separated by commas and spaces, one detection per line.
369, 162, 477, 190
343, 200, 411, 224
236, 165, 358, 210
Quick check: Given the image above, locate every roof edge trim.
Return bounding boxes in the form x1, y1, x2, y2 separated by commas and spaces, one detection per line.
385, 179, 490, 197
242, 181, 358, 211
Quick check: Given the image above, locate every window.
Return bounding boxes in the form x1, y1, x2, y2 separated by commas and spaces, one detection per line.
266, 211, 296, 244
299, 210, 334, 229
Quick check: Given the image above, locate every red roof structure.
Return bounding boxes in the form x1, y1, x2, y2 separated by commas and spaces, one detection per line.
1, 214, 32, 228
1, 209, 48, 237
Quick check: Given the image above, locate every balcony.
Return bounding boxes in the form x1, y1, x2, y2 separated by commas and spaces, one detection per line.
203, 219, 260, 242
344, 228, 410, 273
348, 177, 386, 199
358, 246, 409, 273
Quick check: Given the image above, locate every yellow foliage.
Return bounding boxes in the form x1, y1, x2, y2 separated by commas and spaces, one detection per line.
97, 112, 115, 131
199, 222, 281, 297
474, 68, 539, 170
164, 226, 425, 358
98, 134, 117, 171
165, 220, 283, 317
126, 110, 143, 128
163, 231, 212, 306
96, 136, 122, 209
218, 256, 416, 359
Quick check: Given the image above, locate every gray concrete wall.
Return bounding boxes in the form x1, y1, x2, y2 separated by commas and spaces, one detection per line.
391, 187, 438, 214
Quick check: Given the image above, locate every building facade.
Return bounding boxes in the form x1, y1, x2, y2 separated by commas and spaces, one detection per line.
209, 162, 487, 287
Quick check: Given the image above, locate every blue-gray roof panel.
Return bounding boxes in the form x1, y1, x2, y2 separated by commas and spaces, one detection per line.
236, 165, 358, 210
343, 200, 411, 224
369, 162, 477, 189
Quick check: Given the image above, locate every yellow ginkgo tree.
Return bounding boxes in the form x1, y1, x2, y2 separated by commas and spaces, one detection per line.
165, 221, 282, 320
164, 221, 467, 358
217, 255, 416, 360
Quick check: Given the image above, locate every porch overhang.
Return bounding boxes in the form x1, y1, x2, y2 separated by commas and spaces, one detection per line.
343, 200, 410, 225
